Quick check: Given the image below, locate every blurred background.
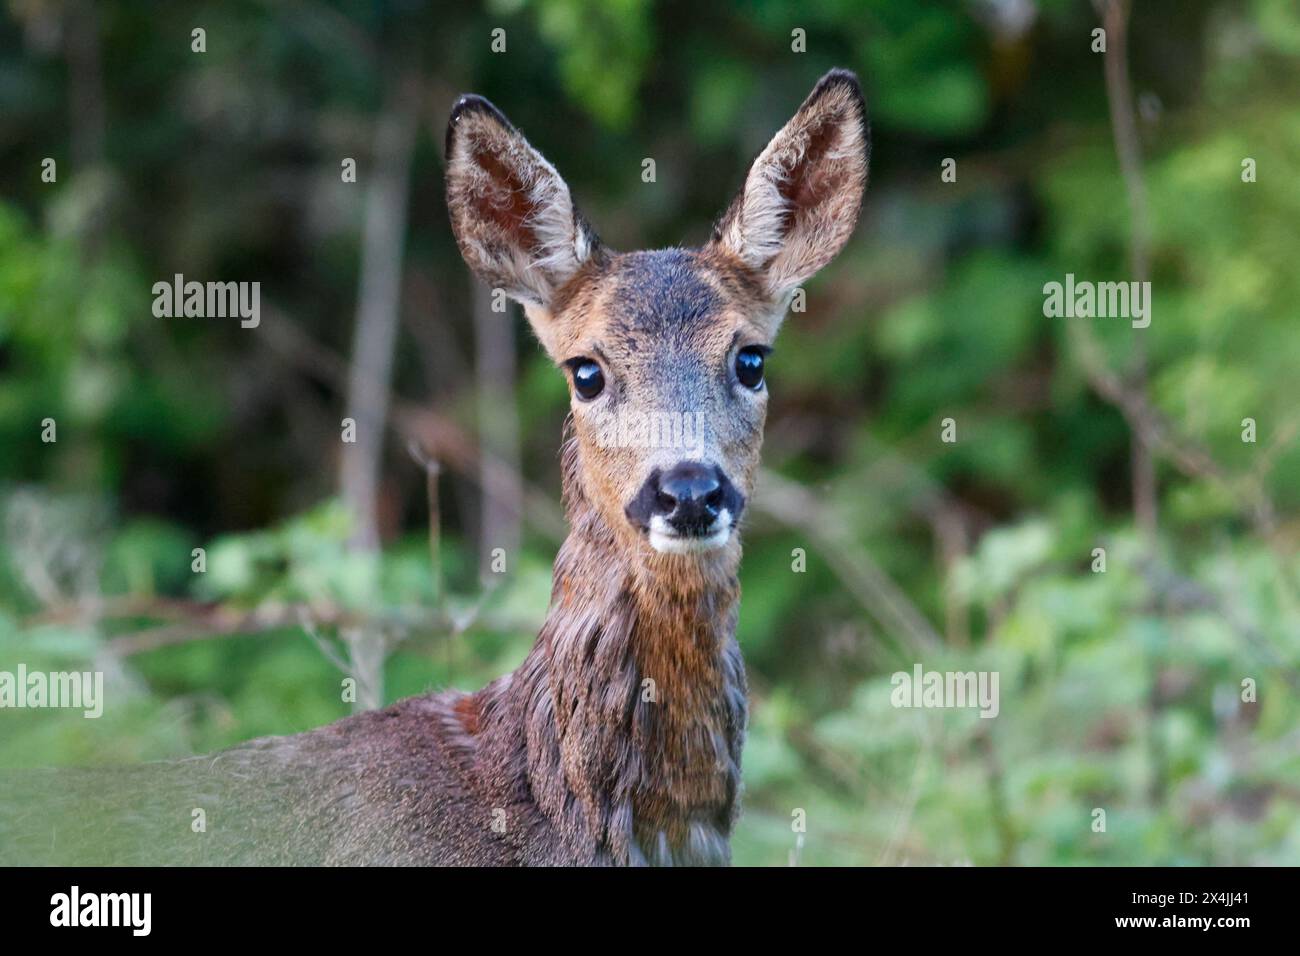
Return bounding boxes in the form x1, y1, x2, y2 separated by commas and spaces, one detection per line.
1, 0, 1298, 865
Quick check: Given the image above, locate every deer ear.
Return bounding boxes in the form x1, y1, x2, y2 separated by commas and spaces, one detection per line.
711, 69, 869, 305
445, 95, 600, 321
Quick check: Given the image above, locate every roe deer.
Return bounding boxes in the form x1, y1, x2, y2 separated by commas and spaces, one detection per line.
0, 69, 868, 866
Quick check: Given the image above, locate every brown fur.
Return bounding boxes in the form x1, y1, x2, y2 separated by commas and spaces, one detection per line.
0, 70, 868, 867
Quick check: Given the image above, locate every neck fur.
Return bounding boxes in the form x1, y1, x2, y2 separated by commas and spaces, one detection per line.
505, 422, 748, 865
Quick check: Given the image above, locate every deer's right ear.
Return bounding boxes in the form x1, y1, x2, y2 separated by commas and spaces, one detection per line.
445, 95, 600, 348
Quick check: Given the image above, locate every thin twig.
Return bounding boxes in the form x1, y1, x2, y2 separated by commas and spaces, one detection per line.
1096, 0, 1157, 539
407, 439, 444, 609
95, 599, 538, 657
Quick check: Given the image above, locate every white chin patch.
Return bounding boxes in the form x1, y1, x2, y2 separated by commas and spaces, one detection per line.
647, 511, 732, 555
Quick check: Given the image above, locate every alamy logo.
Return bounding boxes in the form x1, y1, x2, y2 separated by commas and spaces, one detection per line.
890, 664, 1000, 718
50, 886, 151, 936
1043, 273, 1151, 328
594, 409, 707, 454
152, 273, 261, 328
0, 665, 103, 718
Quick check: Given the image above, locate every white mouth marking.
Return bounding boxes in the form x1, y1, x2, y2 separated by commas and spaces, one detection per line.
647, 510, 732, 554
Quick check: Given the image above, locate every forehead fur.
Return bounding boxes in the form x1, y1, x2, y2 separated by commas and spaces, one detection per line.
612, 250, 720, 336
549, 247, 769, 360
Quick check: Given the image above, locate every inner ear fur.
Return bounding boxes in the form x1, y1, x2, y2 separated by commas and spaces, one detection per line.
711, 69, 870, 302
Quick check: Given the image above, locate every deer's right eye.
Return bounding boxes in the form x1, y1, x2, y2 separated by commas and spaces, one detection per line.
571, 360, 605, 401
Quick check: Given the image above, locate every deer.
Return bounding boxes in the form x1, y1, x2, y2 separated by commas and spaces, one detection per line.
0, 69, 868, 866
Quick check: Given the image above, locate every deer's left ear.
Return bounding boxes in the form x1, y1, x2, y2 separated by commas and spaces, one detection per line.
711, 69, 869, 305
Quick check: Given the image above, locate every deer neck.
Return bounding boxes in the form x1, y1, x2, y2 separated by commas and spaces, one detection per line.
513, 432, 748, 865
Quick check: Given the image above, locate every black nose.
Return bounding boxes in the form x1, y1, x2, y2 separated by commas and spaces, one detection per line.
653, 462, 724, 534
625, 462, 746, 538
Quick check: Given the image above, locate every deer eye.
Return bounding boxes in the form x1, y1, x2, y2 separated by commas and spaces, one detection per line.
735, 346, 766, 390
571, 360, 605, 400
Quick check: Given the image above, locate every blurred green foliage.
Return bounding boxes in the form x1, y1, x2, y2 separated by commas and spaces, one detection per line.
1, 0, 1298, 865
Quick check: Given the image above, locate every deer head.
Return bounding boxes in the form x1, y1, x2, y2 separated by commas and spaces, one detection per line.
445, 69, 869, 564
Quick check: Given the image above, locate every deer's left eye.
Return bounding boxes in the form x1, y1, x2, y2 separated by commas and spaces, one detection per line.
735, 347, 766, 390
